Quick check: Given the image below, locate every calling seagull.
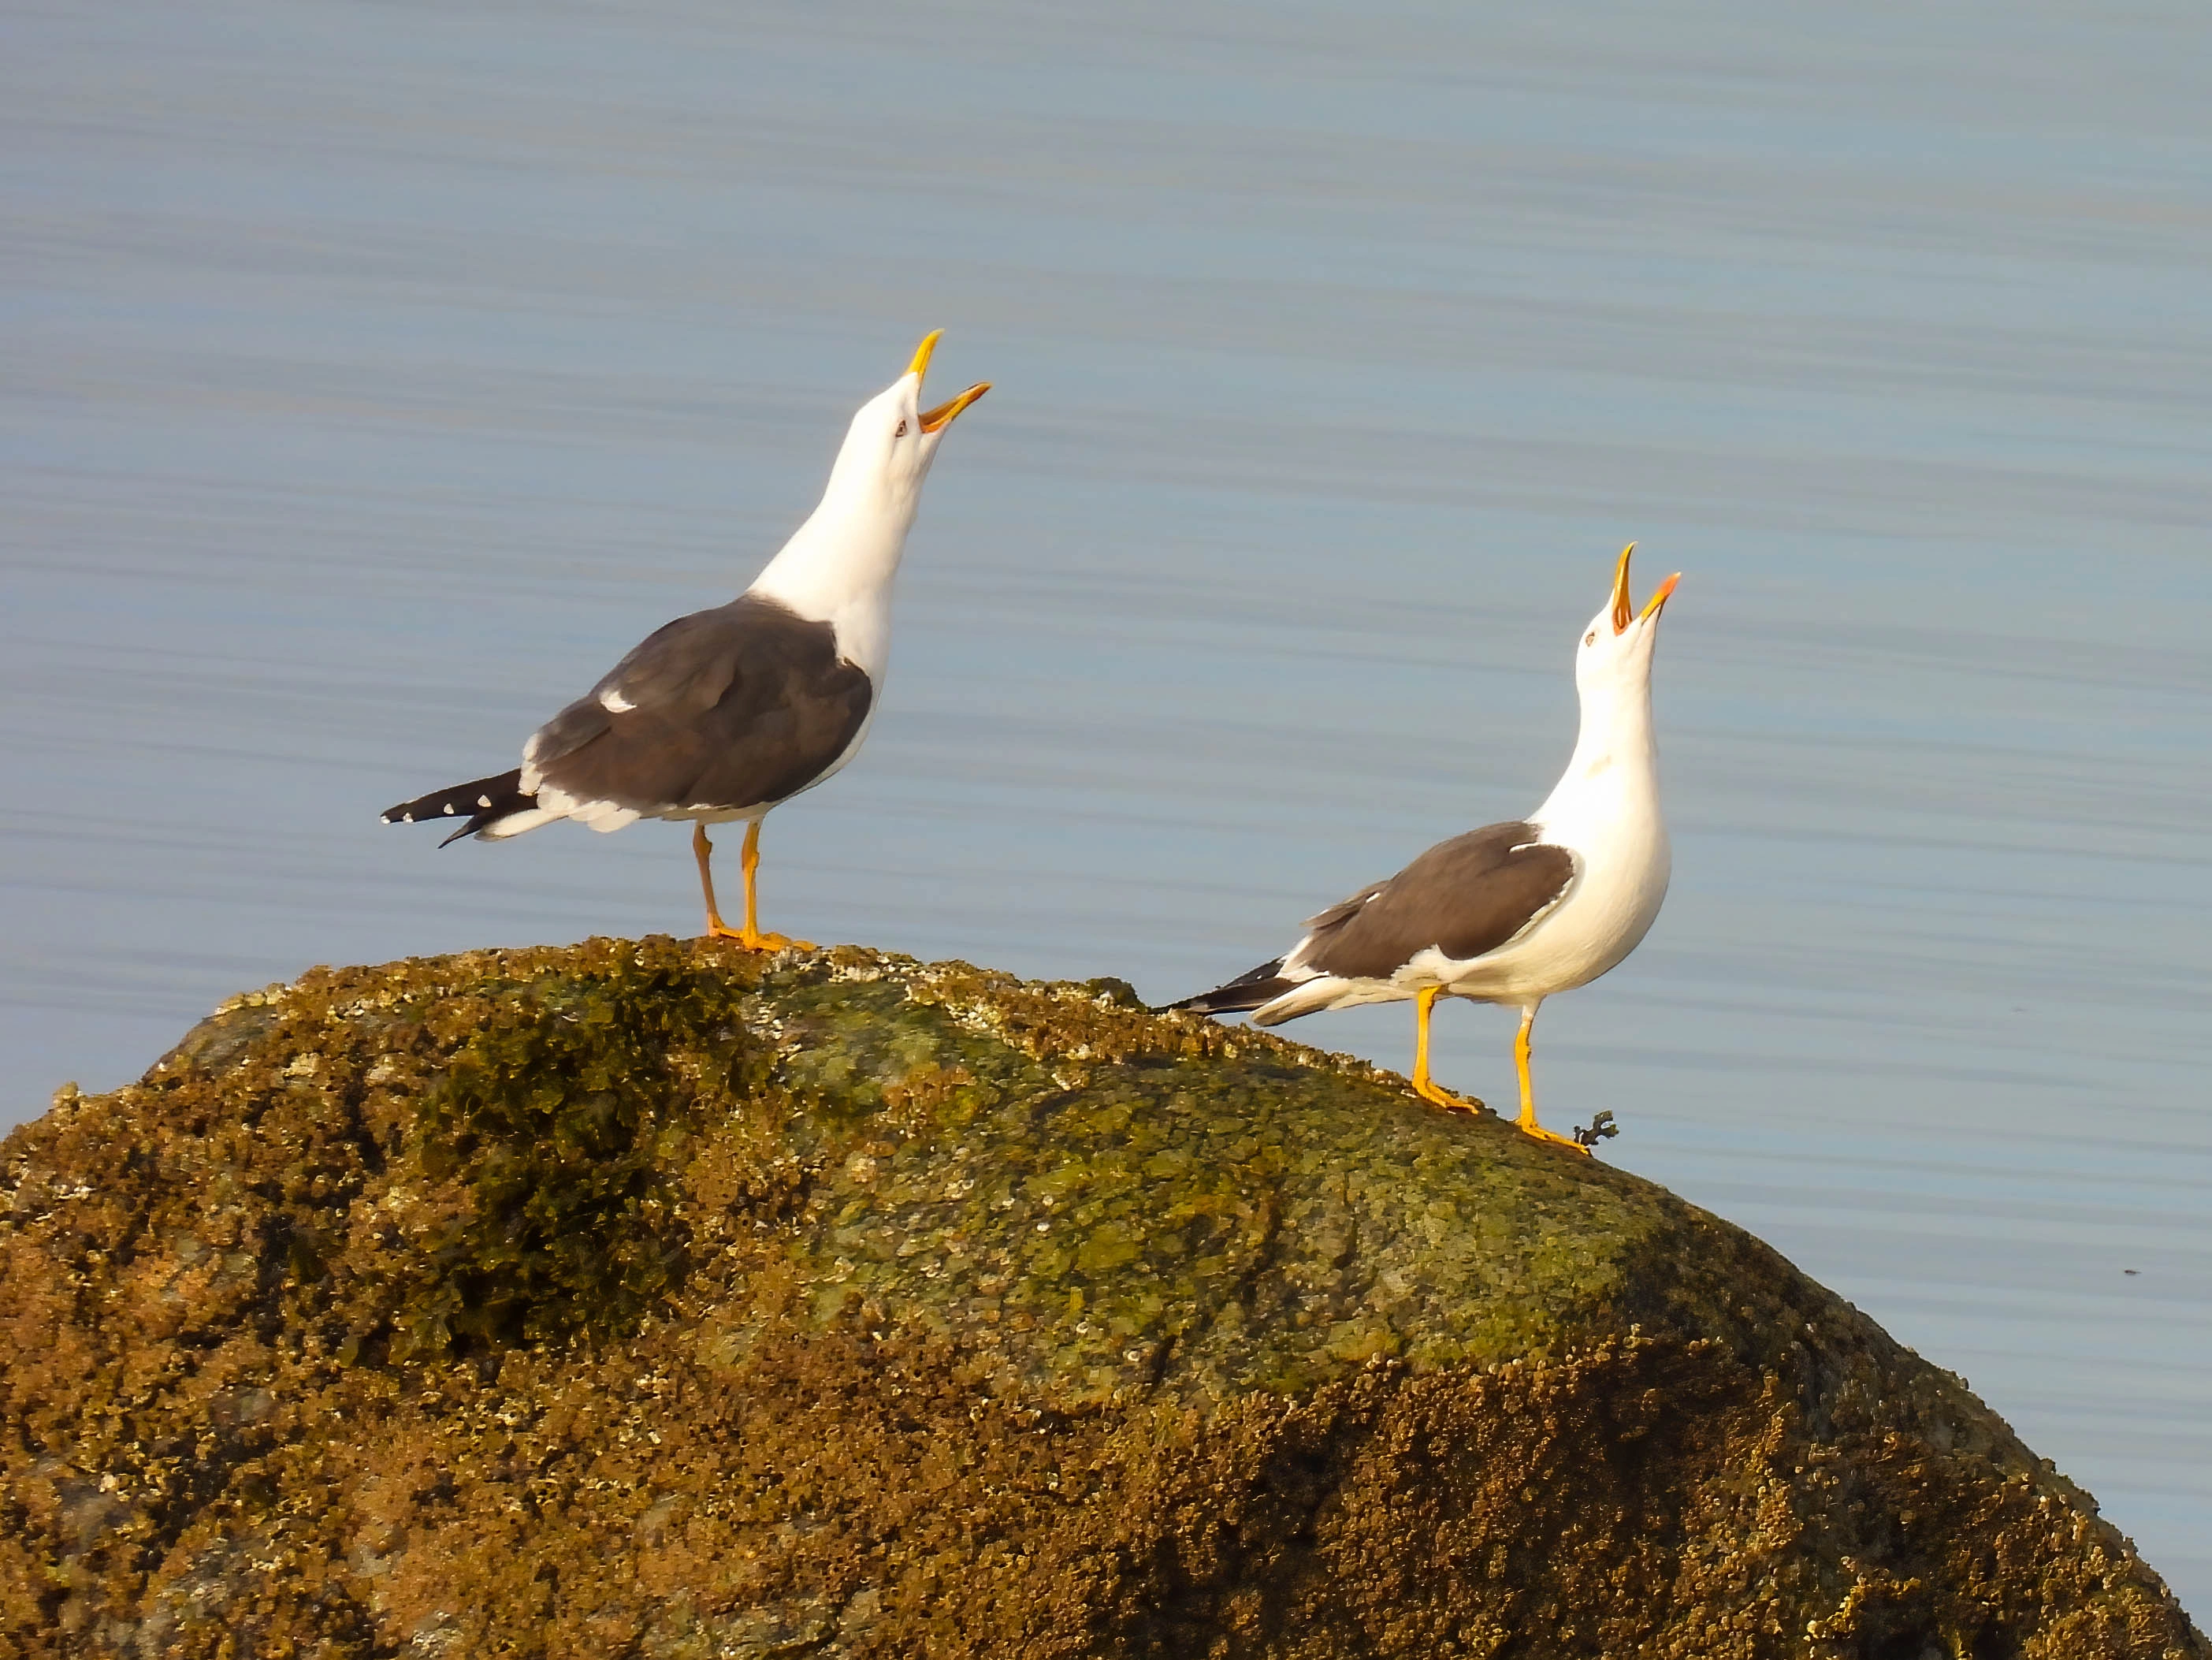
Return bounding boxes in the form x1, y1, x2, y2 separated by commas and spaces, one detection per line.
383, 332, 989, 947
1166, 544, 1680, 1155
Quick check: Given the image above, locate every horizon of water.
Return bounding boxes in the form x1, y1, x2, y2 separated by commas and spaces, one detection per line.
5, 0, 2209, 1617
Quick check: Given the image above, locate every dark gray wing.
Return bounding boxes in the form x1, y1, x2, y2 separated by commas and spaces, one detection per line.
1296, 821, 1575, 981
524, 594, 872, 815
1299, 879, 1391, 936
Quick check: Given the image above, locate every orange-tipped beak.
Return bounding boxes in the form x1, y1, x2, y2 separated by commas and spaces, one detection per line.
905, 329, 989, 432
1610, 542, 1680, 632
920, 382, 990, 432
1638, 570, 1682, 623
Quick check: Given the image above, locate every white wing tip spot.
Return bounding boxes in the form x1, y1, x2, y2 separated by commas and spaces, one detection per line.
478, 794, 493, 807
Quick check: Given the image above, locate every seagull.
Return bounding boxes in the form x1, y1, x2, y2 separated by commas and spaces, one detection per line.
381, 330, 989, 949
1162, 544, 1680, 1154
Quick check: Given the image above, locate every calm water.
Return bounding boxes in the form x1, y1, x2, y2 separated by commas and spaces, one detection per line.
6, 0, 2210, 1613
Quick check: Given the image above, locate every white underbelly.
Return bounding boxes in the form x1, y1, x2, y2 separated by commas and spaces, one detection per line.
1434, 832, 1670, 1006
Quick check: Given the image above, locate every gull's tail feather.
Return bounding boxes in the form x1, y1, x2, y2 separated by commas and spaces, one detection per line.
381, 769, 545, 846
1154, 958, 1299, 1017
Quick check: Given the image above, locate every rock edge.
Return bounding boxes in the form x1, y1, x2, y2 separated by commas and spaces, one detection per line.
1, 936, 2202, 1658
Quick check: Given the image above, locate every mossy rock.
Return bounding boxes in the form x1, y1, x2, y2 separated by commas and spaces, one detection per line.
0, 936, 2200, 1658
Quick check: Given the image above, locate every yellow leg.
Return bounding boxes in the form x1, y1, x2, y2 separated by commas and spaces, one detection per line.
1514, 1006, 1588, 1155
696, 822, 815, 951
1409, 987, 1485, 1115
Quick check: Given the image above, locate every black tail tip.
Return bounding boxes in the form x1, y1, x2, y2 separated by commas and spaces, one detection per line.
381, 769, 531, 844
1154, 959, 1292, 1018
1151, 988, 1276, 1018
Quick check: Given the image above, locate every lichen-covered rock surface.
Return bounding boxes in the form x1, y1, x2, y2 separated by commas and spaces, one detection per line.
1, 936, 2202, 1659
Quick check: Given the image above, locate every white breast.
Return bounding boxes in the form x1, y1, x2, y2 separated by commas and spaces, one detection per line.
1444, 769, 1671, 1005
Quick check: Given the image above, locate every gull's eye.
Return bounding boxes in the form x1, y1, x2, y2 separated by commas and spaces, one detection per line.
1584, 630, 1597, 646
894, 419, 909, 437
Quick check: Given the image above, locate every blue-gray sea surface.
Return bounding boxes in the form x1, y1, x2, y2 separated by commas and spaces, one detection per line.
4, 0, 2208, 1614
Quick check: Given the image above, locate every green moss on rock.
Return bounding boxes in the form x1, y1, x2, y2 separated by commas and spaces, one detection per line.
0, 936, 2202, 1658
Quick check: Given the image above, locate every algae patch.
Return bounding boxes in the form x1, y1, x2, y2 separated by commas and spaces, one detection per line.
395, 955, 761, 1357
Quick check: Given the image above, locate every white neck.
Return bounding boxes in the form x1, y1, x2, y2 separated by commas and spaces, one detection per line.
1530, 665, 1661, 845
742, 470, 919, 679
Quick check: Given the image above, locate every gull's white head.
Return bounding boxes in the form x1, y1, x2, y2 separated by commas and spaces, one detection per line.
820, 329, 991, 524
1574, 542, 1681, 696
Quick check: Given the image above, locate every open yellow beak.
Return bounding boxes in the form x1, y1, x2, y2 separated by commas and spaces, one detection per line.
1610, 542, 1682, 633
906, 329, 991, 433
920, 382, 990, 432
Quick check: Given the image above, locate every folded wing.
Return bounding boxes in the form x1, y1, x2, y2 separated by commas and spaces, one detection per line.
523, 594, 873, 827
1162, 821, 1577, 1022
